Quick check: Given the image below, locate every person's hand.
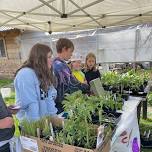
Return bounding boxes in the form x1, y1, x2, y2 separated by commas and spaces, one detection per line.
7, 105, 20, 115
83, 80, 88, 84
0, 117, 14, 128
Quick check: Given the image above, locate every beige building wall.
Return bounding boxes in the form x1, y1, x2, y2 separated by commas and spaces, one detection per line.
0, 29, 22, 78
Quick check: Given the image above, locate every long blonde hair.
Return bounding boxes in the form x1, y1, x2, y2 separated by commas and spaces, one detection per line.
84, 52, 97, 71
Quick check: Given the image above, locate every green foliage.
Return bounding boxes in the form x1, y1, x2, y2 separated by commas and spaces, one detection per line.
56, 119, 97, 149
0, 79, 13, 88
4, 92, 15, 105
55, 91, 115, 149
101, 71, 120, 87
119, 70, 144, 90
21, 119, 38, 137
135, 70, 150, 81
147, 92, 152, 106
101, 70, 150, 91
42, 119, 51, 138
20, 117, 53, 138
20, 91, 114, 149
55, 91, 102, 148
140, 118, 152, 140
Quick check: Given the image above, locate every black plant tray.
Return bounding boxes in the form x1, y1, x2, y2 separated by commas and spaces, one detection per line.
102, 106, 122, 118
123, 90, 147, 97
91, 110, 122, 125
130, 92, 147, 97
141, 137, 152, 148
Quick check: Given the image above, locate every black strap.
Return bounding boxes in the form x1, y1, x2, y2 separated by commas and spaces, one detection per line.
0, 143, 10, 152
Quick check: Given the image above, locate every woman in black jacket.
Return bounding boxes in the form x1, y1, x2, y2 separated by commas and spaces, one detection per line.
0, 93, 15, 152
82, 53, 101, 85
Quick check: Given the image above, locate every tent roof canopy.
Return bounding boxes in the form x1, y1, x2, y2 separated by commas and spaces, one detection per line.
0, 0, 152, 32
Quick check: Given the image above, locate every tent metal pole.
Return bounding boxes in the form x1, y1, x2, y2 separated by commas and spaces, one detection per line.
56, 25, 101, 32
39, 0, 62, 15
107, 14, 152, 17
2, 9, 152, 18
68, 0, 101, 26
0, 13, 25, 27
0, 12, 47, 32
0, 10, 60, 17
110, 16, 139, 27
77, 16, 104, 26
134, 28, 140, 70
0, 12, 25, 24
29, 0, 56, 12
62, 0, 65, 14
0, 0, 56, 27
70, 15, 102, 17
68, 0, 104, 16
110, 9, 152, 27
6, 20, 72, 26
6, 22, 47, 26
29, 24, 46, 31
25, 12, 59, 17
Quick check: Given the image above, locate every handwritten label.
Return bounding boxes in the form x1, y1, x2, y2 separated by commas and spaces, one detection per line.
42, 146, 61, 152
40, 138, 63, 148
39, 138, 94, 152
74, 148, 92, 152
20, 136, 38, 152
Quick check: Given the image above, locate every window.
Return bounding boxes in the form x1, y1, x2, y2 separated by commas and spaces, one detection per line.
0, 39, 6, 57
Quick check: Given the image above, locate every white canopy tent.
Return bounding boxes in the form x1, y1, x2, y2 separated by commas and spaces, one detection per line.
1, 0, 152, 64
1, 0, 152, 32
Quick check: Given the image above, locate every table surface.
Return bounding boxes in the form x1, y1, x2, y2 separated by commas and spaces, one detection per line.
123, 96, 142, 112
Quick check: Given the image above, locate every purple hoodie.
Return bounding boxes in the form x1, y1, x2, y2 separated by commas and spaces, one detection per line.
53, 57, 90, 112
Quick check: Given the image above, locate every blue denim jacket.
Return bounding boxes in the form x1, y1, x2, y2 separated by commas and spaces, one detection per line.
14, 67, 57, 121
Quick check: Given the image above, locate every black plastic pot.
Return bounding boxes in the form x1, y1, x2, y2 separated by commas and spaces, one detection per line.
111, 87, 118, 93
141, 136, 152, 148
102, 84, 111, 91
144, 80, 148, 87
139, 85, 145, 92
131, 89, 139, 95
121, 94, 129, 101
102, 105, 121, 119
123, 86, 130, 91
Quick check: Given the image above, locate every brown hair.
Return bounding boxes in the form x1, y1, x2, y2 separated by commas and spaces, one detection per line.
16, 43, 53, 91
56, 38, 74, 53
85, 52, 97, 71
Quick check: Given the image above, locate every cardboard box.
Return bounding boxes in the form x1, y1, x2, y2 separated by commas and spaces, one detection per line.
38, 139, 93, 152
37, 138, 111, 152
21, 116, 112, 152
37, 125, 111, 152
21, 126, 111, 152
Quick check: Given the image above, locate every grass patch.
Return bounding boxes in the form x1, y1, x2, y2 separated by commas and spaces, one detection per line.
0, 79, 13, 88
140, 118, 152, 151
140, 118, 152, 134
141, 148, 152, 152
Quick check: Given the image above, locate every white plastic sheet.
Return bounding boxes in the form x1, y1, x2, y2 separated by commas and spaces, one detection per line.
111, 96, 141, 152
20, 24, 152, 63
